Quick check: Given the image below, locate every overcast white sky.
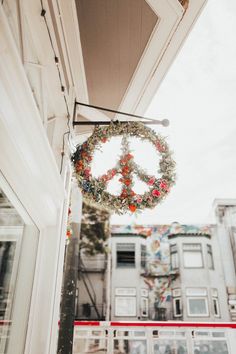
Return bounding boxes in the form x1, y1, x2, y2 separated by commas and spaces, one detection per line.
111, 0, 236, 225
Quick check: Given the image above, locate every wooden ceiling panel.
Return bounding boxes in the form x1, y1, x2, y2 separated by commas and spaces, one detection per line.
76, 0, 158, 112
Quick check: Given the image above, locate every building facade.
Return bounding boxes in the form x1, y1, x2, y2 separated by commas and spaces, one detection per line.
77, 219, 236, 324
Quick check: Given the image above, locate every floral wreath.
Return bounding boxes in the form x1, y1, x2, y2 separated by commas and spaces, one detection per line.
71, 121, 176, 214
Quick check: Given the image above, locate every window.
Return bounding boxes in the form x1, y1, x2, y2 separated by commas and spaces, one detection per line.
186, 288, 209, 317
141, 297, 148, 317
0, 188, 38, 352
170, 244, 179, 269
115, 296, 136, 317
183, 243, 203, 268
207, 244, 214, 269
173, 298, 182, 317
115, 288, 136, 317
141, 244, 146, 268
172, 288, 182, 317
212, 289, 220, 317
115, 288, 136, 296
116, 243, 135, 268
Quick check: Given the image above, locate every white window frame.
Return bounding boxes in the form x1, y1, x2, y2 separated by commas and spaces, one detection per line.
115, 296, 136, 317
172, 288, 181, 297
141, 297, 149, 317
173, 297, 182, 317
187, 297, 209, 317
183, 243, 204, 268
212, 289, 220, 317
115, 288, 136, 296
170, 243, 179, 269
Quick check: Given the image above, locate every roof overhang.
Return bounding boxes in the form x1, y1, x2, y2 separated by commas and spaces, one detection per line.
56, 0, 207, 141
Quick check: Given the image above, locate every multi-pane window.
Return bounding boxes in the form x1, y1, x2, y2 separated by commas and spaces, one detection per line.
170, 244, 179, 270
207, 244, 214, 269
141, 244, 146, 268
186, 288, 209, 317
183, 243, 203, 268
116, 243, 135, 268
115, 288, 136, 317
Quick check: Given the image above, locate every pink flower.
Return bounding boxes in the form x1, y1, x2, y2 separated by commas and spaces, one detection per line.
152, 189, 161, 197
160, 181, 168, 190
156, 142, 166, 152
135, 196, 142, 203
148, 177, 156, 185
84, 168, 91, 176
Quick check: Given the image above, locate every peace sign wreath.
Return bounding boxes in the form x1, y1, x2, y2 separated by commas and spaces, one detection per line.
71, 121, 176, 214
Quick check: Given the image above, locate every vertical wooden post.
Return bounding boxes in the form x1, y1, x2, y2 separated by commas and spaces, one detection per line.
57, 184, 82, 354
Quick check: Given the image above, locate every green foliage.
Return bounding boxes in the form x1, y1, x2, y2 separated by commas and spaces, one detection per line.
80, 202, 110, 256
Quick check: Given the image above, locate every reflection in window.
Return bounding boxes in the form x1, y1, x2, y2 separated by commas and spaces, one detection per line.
153, 340, 187, 354
114, 339, 146, 354
73, 338, 107, 354
0, 188, 24, 352
193, 340, 228, 354
187, 298, 208, 317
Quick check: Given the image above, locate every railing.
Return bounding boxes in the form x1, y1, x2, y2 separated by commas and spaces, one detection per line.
73, 321, 236, 354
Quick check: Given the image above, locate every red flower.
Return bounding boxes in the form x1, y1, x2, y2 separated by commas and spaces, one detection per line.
129, 204, 137, 212
125, 153, 134, 160
124, 179, 131, 186
120, 189, 128, 199
148, 177, 156, 185
76, 161, 83, 171
152, 189, 161, 197
101, 137, 107, 143
122, 166, 130, 176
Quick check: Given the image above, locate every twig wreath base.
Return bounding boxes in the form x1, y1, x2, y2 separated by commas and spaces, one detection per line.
71, 121, 176, 214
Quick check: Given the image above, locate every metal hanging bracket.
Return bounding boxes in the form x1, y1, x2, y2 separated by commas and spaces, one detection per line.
72, 101, 169, 127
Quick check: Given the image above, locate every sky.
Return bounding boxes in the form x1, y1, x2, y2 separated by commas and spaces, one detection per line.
111, 0, 236, 226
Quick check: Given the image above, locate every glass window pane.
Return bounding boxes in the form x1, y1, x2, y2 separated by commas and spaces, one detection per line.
115, 297, 136, 316
153, 340, 187, 354
188, 298, 208, 316
183, 251, 203, 268
171, 252, 178, 269
73, 338, 107, 354
113, 339, 146, 354
193, 340, 229, 354
0, 188, 38, 353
